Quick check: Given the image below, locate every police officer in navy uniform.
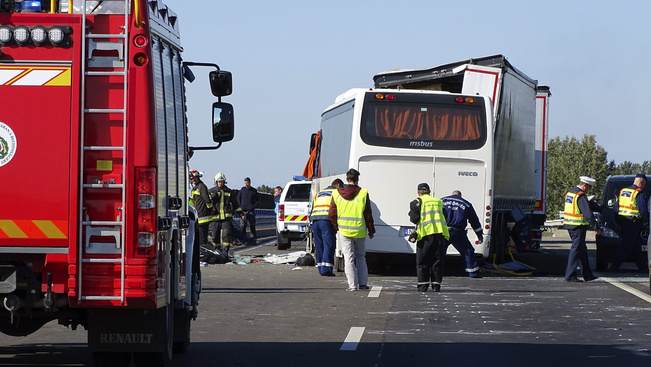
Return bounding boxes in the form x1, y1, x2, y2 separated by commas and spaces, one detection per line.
563, 176, 601, 282
408, 183, 449, 292
610, 174, 649, 272
442, 190, 484, 278
310, 178, 344, 276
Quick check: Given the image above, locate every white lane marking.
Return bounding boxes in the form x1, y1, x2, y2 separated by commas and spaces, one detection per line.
602, 277, 651, 303
368, 286, 382, 298
340, 327, 365, 351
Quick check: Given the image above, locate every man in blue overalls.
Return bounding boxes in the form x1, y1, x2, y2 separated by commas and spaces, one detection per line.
441, 190, 484, 278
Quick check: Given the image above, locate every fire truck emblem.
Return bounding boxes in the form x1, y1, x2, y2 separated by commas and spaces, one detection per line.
0, 122, 17, 167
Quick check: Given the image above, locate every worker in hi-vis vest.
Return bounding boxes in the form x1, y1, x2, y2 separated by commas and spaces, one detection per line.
190, 170, 214, 247
563, 176, 601, 282
408, 183, 449, 292
310, 178, 344, 276
611, 173, 648, 272
329, 169, 375, 292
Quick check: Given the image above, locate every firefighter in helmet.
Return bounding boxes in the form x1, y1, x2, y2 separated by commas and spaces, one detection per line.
209, 172, 242, 256
190, 170, 213, 247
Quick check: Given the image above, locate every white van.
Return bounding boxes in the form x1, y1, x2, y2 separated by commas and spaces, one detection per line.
276, 179, 312, 249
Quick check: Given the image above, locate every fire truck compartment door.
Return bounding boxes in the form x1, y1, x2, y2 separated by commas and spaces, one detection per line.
0, 64, 72, 248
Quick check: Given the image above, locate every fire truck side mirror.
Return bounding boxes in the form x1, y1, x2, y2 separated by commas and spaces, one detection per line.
209, 70, 233, 97
212, 102, 234, 143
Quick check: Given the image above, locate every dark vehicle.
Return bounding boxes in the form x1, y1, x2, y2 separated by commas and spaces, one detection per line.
595, 175, 651, 271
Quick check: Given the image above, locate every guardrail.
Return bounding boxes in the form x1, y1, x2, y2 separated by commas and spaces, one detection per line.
253, 209, 276, 238
544, 219, 564, 228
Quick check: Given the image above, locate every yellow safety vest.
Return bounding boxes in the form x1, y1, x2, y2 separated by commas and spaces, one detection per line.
213, 190, 237, 221
618, 187, 641, 218
191, 183, 214, 225
415, 194, 450, 241
332, 188, 368, 238
311, 187, 336, 221
563, 191, 588, 226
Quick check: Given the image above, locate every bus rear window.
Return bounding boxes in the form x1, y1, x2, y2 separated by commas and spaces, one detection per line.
360, 98, 487, 150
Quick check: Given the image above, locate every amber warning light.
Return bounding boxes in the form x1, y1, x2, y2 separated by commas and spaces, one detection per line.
375, 93, 395, 100
455, 97, 475, 103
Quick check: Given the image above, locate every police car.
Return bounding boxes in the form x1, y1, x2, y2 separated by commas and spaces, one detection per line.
276, 177, 312, 250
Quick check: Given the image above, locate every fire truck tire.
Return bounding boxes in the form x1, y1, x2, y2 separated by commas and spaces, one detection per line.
133, 305, 173, 367
92, 351, 131, 367
173, 308, 192, 353
0, 314, 49, 336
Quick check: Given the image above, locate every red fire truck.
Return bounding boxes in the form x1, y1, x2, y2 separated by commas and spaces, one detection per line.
0, 1, 234, 366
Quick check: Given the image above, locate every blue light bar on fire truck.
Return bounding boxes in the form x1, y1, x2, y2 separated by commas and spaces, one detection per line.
0, 25, 72, 47
19, 1, 42, 12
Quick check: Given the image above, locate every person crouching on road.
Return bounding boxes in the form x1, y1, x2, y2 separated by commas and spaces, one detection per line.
311, 178, 344, 276
329, 169, 375, 291
563, 176, 601, 282
209, 172, 242, 256
442, 190, 483, 278
408, 183, 449, 292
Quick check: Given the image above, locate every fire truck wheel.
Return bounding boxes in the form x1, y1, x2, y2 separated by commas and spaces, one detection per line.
0, 314, 49, 336
173, 308, 192, 353
92, 351, 131, 367
133, 305, 173, 367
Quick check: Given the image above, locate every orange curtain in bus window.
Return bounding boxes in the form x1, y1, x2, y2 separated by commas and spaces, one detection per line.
374, 106, 480, 141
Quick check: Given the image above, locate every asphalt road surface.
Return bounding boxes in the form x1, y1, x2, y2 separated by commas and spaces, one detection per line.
1, 236, 650, 367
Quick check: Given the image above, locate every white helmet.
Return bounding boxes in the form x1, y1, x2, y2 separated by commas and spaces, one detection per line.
214, 172, 227, 184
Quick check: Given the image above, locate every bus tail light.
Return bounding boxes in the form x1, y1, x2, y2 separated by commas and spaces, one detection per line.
278, 204, 285, 221
374, 93, 395, 101
455, 97, 475, 104
135, 168, 157, 258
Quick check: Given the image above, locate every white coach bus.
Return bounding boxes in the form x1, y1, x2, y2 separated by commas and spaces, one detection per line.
305, 55, 540, 262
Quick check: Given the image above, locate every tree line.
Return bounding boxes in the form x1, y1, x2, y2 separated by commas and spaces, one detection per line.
547, 134, 651, 219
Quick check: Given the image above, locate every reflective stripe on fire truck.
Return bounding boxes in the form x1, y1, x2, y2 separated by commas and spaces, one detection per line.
0, 220, 68, 239
0, 66, 71, 86
283, 215, 308, 222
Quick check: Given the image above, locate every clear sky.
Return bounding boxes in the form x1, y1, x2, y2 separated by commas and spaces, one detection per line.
162, 0, 650, 190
